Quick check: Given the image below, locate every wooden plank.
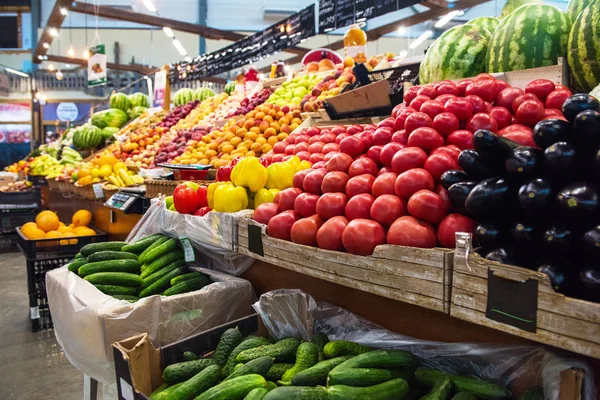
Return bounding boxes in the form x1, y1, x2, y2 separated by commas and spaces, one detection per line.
32, 0, 72, 62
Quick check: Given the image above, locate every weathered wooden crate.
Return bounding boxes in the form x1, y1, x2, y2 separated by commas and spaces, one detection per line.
238, 217, 454, 313
451, 233, 600, 359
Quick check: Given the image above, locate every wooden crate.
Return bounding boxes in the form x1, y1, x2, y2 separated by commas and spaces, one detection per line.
451, 233, 600, 359
238, 217, 453, 313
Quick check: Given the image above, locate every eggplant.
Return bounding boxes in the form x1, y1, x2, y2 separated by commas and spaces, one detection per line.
440, 170, 469, 190
582, 226, 600, 260
504, 146, 542, 179
533, 118, 571, 149
485, 248, 515, 265
510, 221, 539, 245
457, 150, 495, 179
579, 267, 600, 302
543, 225, 575, 253
538, 264, 569, 292
472, 129, 520, 168
518, 178, 553, 215
447, 181, 478, 214
572, 110, 600, 151
562, 93, 600, 122
465, 177, 514, 220
474, 223, 504, 249
556, 182, 599, 223
543, 142, 577, 176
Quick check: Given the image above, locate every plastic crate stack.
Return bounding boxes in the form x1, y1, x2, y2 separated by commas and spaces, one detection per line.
0, 188, 41, 252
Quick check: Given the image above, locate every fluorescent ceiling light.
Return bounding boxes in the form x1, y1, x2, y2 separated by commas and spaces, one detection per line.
142, 0, 157, 13
172, 39, 187, 56
5, 67, 29, 78
409, 30, 433, 49
163, 27, 174, 38
435, 10, 462, 28
48, 28, 58, 37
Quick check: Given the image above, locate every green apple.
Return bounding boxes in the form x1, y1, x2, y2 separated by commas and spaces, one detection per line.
165, 195, 174, 209
183, 181, 200, 191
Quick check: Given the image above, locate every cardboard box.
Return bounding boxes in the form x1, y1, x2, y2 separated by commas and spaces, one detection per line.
325, 79, 392, 116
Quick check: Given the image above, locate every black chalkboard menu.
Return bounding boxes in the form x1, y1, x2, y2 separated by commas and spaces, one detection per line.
318, 0, 406, 33
375, 0, 399, 17
318, 0, 336, 32
355, 0, 376, 22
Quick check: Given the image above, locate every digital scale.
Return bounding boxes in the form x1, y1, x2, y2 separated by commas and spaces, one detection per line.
104, 186, 149, 214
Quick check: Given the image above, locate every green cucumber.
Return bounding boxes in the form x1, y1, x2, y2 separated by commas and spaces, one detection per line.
112, 294, 138, 302
266, 382, 277, 391
323, 340, 371, 358
517, 387, 544, 400
88, 251, 138, 263
81, 241, 127, 257
140, 237, 178, 264
264, 363, 294, 382
280, 342, 319, 382
171, 271, 208, 286
224, 336, 271, 377
94, 284, 139, 296
163, 359, 216, 385
78, 259, 141, 277
67, 258, 88, 273
163, 276, 212, 296
311, 332, 329, 361
139, 267, 186, 298
452, 393, 477, 400
150, 382, 184, 400
262, 387, 327, 400
244, 388, 268, 400
422, 377, 454, 400
84, 272, 142, 287
140, 250, 184, 278
138, 236, 168, 262
237, 338, 300, 363
224, 357, 274, 381
415, 368, 511, 399
213, 328, 244, 367
121, 234, 163, 254
196, 374, 268, 400
326, 378, 409, 400
333, 350, 419, 371
182, 351, 198, 361
75, 253, 83, 259
290, 356, 350, 386
327, 367, 414, 387
168, 364, 220, 400
141, 259, 186, 288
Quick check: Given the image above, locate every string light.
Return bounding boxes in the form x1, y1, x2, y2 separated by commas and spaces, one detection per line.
83, 49, 91, 59
67, 45, 75, 58
56, 70, 64, 80
48, 64, 56, 71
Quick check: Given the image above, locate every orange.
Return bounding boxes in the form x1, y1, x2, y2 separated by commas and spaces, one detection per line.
45, 230, 62, 239
35, 211, 60, 233
267, 136, 279, 145
21, 222, 37, 231
57, 225, 71, 234
72, 209, 92, 227
74, 226, 96, 236
24, 227, 46, 240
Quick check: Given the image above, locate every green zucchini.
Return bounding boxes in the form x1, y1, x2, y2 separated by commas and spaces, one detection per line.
311, 332, 329, 361
244, 388, 268, 400
163, 359, 216, 385
88, 251, 138, 263
78, 259, 141, 277
140, 237, 178, 264
196, 374, 268, 400
213, 328, 244, 367
280, 342, 319, 383
517, 387, 544, 400
452, 393, 478, 400
264, 363, 294, 382
290, 356, 350, 386
415, 368, 511, 399
80, 241, 127, 257
168, 364, 221, 400
327, 367, 414, 387
323, 340, 371, 358
75, 253, 83, 259
138, 236, 168, 262
224, 336, 271, 377
94, 284, 139, 296
333, 349, 419, 371
182, 351, 198, 361
67, 258, 88, 273
163, 276, 212, 296
224, 357, 274, 382
141, 259, 186, 288
262, 386, 327, 400
326, 378, 409, 400
111, 294, 138, 302
171, 271, 208, 286
140, 250, 184, 279
150, 383, 184, 400
139, 267, 186, 298
84, 272, 142, 287
237, 338, 300, 363
121, 234, 163, 254
422, 376, 454, 400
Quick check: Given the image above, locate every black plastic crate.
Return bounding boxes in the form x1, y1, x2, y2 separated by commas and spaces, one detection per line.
26, 257, 71, 297
352, 62, 421, 94
27, 175, 48, 187
29, 293, 53, 332
0, 233, 18, 251
1, 211, 37, 234
16, 227, 108, 261
0, 188, 41, 213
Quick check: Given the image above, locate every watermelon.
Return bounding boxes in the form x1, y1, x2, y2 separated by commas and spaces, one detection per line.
420, 24, 491, 85
501, 0, 540, 18
567, 0, 600, 92
73, 124, 103, 150
487, 4, 571, 73
128, 92, 150, 108
567, 0, 592, 22
109, 92, 131, 111
173, 88, 194, 106
194, 87, 215, 102
90, 112, 108, 129
224, 81, 235, 95
467, 17, 500, 33
101, 127, 119, 141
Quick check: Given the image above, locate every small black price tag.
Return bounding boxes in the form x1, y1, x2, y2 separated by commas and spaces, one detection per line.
486, 269, 538, 333
248, 225, 264, 257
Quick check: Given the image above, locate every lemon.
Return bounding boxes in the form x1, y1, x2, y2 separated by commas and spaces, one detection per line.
100, 165, 113, 178
91, 168, 102, 178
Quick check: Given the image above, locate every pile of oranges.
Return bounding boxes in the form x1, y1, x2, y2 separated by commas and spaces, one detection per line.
21, 209, 96, 241
174, 103, 303, 168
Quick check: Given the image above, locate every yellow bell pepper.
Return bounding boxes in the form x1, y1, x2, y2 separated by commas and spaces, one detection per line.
286, 155, 302, 171
213, 184, 248, 212
230, 157, 268, 192
298, 160, 312, 171
254, 188, 280, 208
266, 161, 296, 190
207, 181, 231, 209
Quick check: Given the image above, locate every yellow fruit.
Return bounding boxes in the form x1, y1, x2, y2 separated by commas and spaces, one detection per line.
74, 226, 96, 236
59, 232, 78, 245
113, 162, 126, 173
24, 227, 46, 240
45, 230, 62, 239
21, 222, 38, 231
99, 165, 113, 178
57, 226, 71, 234
72, 209, 92, 227
68, 223, 76, 229
59, 221, 66, 226
78, 168, 91, 178
91, 168, 102, 178
35, 211, 60, 233
98, 154, 118, 167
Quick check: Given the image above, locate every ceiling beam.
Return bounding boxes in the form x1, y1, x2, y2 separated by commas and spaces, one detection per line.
32, 0, 72, 63
0, 6, 31, 12
45, 55, 157, 75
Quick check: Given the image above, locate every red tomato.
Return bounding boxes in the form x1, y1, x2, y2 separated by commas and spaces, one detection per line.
377, 118, 395, 129
497, 123, 533, 134
372, 172, 398, 198
268, 210, 301, 241
387, 216, 437, 248
393, 115, 407, 131
316, 216, 348, 251
473, 73, 495, 81
294, 142, 309, 154
417, 86, 437, 98
349, 158, 379, 177
294, 193, 320, 217
466, 113, 499, 133
321, 133, 336, 143
274, 187, 303, 211
516, 99, 545, 127
545, 89, 573, 110
436, 94, 457, 105
312, 161, 326, 169
366, 145, 383, 166
407, 189, 448, 224
394, 168, 434, 199
309, 153, 325, 164
436, 213, 475, 248
494, 87, 524, 110
512, 93, 541, 114
346, 125, 363, 135
273, 141, 287, 153
433, 112, 460, 137
345, 174, 375, 198
322, 143, 340, 154
392, 103, 405, 119
392, 129, 409, 144
407, 127, 445, 152
272, 153, 286, 163
424, 152, 460, 182
345, 193, 375, 221
436, 82, 459, 96
371, 194, 406, 226
465, 79, 497, 102
488, 107, 512, 129
409, 95, 431, 111
435, 184, 451, 208
316, 192, 348, 220
456, 79, 472, 96
465, 95, 487, 114
342, 218, 386, 255
444, 98, 474, 122
404, 86, 421, 105
290, 215, 324, 246
252, 202, 280, 225
431, 145, 460, 161
339, 136, 363, 157
378, 167, 393, 175
293, 168, 313, 190
303, 169, 328, 195
372, 127, 394, 146
525, 79, 555, 101
544, 108, 564, 118
419, 100, 445, 119
494, 80, 510, 92
327, 153, 354, 173
334, 134, 348, 144
321, 171, 350, 193
404, 112, 433, 134
308, 141, 325, 154
379, 142, 405, 166
391, 147, 428, 174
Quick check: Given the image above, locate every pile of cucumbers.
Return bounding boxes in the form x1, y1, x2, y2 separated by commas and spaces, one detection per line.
67, 233, 213, 302
149, 330, 540, 400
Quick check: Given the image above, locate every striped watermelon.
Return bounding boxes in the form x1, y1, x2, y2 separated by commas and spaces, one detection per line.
109, 92, 131, 111
173, 88, 194, 106
487, 4, 571, 73
128, 92, 150, 108
567, 0, 592, 22
501, 0, 540, 18
194, 88, 215, 102
467, 17, 500, 33
101, 127, 119, 141
567, 0, 600, 92
92, 108, 129, 129
127, 106, 147, 120
420, 24, 491, 85
73, 124, 103, 150
90, 112, 108, 129
224, 81, 235, 95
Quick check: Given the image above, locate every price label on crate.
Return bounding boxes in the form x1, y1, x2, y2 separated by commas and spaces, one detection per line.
486, 269, 538, 332
92, 184, 104, 199
248, 224, 264, 257
179, 237, 196, 263
30, 306, 40, 320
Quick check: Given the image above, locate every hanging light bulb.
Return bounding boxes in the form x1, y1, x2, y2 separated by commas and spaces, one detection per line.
83, 49, 91, 59
67, 45, 75, 58
56, 70, 64, 80
48, 63, 56, 72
